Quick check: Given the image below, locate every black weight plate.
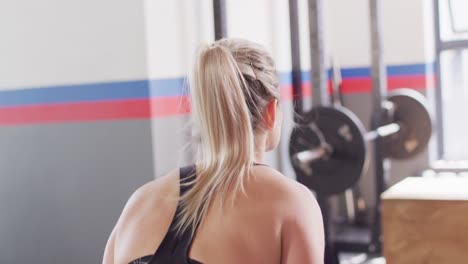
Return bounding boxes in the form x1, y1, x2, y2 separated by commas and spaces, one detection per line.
289, 106, 368, 196
383, 89, 432, 159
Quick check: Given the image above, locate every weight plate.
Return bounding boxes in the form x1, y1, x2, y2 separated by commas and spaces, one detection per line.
289, 106, 368, 196
383, 89, 432, 159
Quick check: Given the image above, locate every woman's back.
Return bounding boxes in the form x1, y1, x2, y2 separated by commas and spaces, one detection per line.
105, 165, 323, 264
103, 38, 324, 264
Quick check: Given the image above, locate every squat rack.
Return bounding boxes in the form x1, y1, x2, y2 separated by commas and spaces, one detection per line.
213, 0, 227, 40
292, 0, 390, 262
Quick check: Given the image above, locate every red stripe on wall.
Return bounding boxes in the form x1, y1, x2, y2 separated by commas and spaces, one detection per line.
0, 97, 194, 125
284, 75, 433, 101
277, 83, 314, 101
340, 78, 372, 93
280, 85, 293, 100
150, 96, 191, 117
0, 99, 151, 125
0, 75, 434, 125
388, 75, 432, 90
302, 83, 313, 97
340, 75, 431, 94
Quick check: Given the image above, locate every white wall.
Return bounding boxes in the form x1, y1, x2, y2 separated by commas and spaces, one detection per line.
325, 0, 371, 67
144, 0, 214, 79
226, 0, 297, 173
0, 0, 147, 89
227, 0, 292, 72
324, 0, 434, 67
382, 0, 432, 65
144, 0, 215, 176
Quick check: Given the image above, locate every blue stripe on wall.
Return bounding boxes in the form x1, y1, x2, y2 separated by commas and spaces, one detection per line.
0, 80, 149, 107
279, 72, 293, 86
0, 63, 434, 107
310, 63, 434, 81
388, 63, 434, 76
149, 78, 188, 97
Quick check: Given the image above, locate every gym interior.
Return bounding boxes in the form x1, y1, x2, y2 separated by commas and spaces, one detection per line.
1, 0, 467, 263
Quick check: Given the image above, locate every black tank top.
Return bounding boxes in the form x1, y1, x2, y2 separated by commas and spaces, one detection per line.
129, 165, 201, 264
129, 163, 266, 264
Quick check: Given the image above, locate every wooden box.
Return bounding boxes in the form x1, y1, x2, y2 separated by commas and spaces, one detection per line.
381, 177, 468, 264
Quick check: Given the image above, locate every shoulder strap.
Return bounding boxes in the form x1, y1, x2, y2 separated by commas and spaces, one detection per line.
149, 165, 197, 264
179, 164, 197, 196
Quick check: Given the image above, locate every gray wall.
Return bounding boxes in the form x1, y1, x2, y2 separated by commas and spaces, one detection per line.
0, 121, 154, 263
152, 116, 194, 177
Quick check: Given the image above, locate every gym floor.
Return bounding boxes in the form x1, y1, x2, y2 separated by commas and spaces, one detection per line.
1, 0, 467, 263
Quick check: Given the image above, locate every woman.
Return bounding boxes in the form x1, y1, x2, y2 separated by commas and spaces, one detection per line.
103, 38, 324, 264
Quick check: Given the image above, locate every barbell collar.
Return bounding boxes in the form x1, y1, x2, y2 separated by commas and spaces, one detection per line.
293, 145, 330, 165
365, 123, 400, 141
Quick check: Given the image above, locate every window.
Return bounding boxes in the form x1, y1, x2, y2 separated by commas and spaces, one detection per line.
439, 50, 468, 160
434, 0, 468, 161
448, 0, 468, 33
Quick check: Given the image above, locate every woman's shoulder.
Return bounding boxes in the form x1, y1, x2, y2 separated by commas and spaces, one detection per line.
113, 170, 180, 241
246, 165, 320, 219
250, 165, 317, 202
120, 169, 180, 221
250, 166, 324, 260
110, 170, 180, 263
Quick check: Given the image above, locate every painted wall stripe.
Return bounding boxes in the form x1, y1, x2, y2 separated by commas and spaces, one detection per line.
339, 75, 434, 94
0, 80, 149, 107
0, 97, 195, 125
0, 75, 432, 125
149, 78, 188, 97
334, 63, 434, 79
281, 74, 433, 100
0, 99, 151, 125
0, 63, 433, 108
151, 96, 191, 117
0, 63, 435, 125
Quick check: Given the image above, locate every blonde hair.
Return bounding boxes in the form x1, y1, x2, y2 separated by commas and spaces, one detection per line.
177, 38, 280, 236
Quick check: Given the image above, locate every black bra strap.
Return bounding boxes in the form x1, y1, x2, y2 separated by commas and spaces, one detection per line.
179, 164, 196, 196
148, 164, 198, 264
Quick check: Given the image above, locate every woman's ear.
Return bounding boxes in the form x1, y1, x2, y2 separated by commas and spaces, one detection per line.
264, 99, 278, 130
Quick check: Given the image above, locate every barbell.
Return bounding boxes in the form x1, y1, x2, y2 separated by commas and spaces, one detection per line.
289, 88, 432, 196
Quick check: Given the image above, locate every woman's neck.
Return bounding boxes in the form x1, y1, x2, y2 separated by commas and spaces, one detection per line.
254, 137, 267, 164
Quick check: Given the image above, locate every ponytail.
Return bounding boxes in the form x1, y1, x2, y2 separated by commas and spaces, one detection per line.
176, 39, 279, 236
